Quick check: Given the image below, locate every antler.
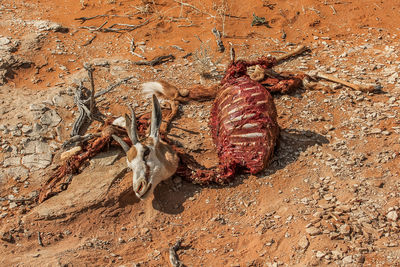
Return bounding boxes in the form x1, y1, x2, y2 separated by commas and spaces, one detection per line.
150, 94, 162, 140
112, 103, 139, 153
125, 104, 139, 144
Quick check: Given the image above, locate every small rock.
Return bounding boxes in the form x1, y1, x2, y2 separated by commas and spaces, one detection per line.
141, 228, 150, 235
316, 251, 326, 258
52, 95, 68, 107
370, 128, 382, 134
0, 231, 14, 243
64, 230, 72, 235
342, 255, 353, 264
22, 153, 52, 170
40, 109, 62, 126
339, 224, 351, 236
29, 103, 47, 112
298, 236, 309, 249
21, 125, 33, 134
387, 210, 398, 221
0, 37, 11, 46
306, 226, 321, 236
31, 20, 68, 33
3, 157, 21, 167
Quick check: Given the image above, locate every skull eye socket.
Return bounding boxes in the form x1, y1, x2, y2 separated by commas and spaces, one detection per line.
142, 146, 150, 161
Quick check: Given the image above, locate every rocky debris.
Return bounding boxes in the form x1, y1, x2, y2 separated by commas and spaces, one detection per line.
39, 109, 61, 127
306, 226, 321, 236
387, 210, 398, 222
298, 236, 309, 250
0, 52, 32, 85
0, 230, 14, 243
20, 140, 53, 170
28, 20, 69, 33
0, 36, 18, 52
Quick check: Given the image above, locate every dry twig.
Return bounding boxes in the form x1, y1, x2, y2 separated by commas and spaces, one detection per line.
128, 37, 146, 59
212, 27, 225, 52
132, 54, 175, 66
173, 0, 215, 18
38, 232, 43, 247
82, 35, 97, 46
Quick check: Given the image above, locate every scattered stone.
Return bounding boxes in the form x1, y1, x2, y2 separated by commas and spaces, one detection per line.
52, 94, 68, 108
387, 210, 398, 221
29, 103, 47, 112
3, 157, 21, 167
40, 109, 62, 126
21, 125, 33, 134
339, 224, 351, 236
22, 153, 52, 170
0, 231, 14, 243
30, 20, 69, 33
342, 255, 353, 264
298, 236, 309, 249
306, 226, 321, 236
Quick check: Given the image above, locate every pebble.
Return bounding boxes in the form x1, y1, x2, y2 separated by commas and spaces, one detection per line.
387, 211, 398, 221
306, 226, 321, 236
339, 224, 351, 236
316, 251, 326, 258
21, 125, 32, 134
342, 255, 353, 264
29, 103, 47, 112
298, 236, 309, 249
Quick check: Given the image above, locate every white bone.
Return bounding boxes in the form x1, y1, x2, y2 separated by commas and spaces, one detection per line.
115, 95, 179, 200
112, 116, 126, 128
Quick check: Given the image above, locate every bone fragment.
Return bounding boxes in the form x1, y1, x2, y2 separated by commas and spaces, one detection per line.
60, 146, 82, 161
276, 45, 308, 63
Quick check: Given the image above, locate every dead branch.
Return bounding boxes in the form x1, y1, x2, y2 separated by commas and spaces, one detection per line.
212, 27, 225, 53
79, 19, 150, 33
173, 0, 215, 18
62, 134, 94, 149
94, 76, 136, 98
38, 232, 44, 247
82, 35, 97, 46
75, 14, 135, 23
84, 64, 95, 115
129, 37, 146, 59
79, 21, 108, 32
132, 54, 175, 66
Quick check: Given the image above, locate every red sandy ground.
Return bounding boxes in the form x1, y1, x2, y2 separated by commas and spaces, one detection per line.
1, 0, 400, 266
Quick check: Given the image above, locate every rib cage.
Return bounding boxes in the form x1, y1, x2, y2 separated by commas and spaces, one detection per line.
210, 75, 279, 179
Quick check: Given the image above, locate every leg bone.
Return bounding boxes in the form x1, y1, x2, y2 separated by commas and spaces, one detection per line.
316, 72, 382, 92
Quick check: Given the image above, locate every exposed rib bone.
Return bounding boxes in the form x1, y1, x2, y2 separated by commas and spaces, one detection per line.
316, 72, 382, 92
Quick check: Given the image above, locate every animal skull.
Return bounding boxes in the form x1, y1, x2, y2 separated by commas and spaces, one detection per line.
112, 95, 179, 200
